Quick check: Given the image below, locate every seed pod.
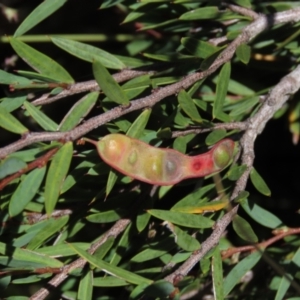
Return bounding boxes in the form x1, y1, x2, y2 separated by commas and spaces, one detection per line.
85, 134, 235, 186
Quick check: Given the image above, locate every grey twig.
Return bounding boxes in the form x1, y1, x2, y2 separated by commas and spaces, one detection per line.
29, 218, 131, 300
31, 69, 156, 106
163, 62, 300, 286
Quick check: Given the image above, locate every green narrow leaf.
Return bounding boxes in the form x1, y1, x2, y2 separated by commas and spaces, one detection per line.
224, 251, 262, 296
212, 247, 224, 300
14, 0, 68, 37
136, 198, 153, 233
232, 0, 252, 9
213, 62, 231, 119
180, 7, 219, 20
23, 101, 58, 131
106, 169, 119, 197
93, 277, 129, 287
236, 44, 251, 64
232, 214, 258, 243
0, 106, 28, 134
181, 38, 219, 59
86, 209, 126, 223
227, 164, 247, 181
241, 199, 282, 229
0, 242, 63, 268
52, 37, 126, 70
93, 61, 129, 105
9, 167, 46, 217
147, 209, 214, 229
69, 243, 152, 285
0, 69, 31, 85
250, 167, 271, 196
131, 238, 175, 263
177, 90, 202, 122
171, 184, 215, 210
0, 95, 27, 112
59, 92, 99, 131
274, 250, 300, 298
0, 157, 27, 180
126, 108, 151, 138
275, 273, 293, 300
27, 215, 69, 250
173, 224, 201, 251
110, 222, 131, 266
205, 129, 227, 145
143, 280, 176, 298
45, 142, 73, 215
36, 243, 90, 257
10, 38, 74, 83
78, 270, 93, 300
94, 237, 115, 260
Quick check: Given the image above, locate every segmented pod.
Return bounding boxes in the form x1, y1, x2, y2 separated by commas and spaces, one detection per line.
85, 134, 235, 186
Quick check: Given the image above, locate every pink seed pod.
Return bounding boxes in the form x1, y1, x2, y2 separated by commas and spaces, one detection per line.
85, 134, 235, 186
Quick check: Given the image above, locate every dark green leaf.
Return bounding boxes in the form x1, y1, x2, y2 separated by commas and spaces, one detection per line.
241, 199, 282, 229
52, 37, 126, 69
78, 270, 93, 300
110, 223, 132, 266
147, 209, 214, 228
36, 243, 90, 257
0, 106, 28, 134
178, 90, 202, 122
0, 69, 31, 85
126, 108, 151, 138
10, 38, 74, 83
27, 215, 69, 249
232, 0, 252, 8
144, 280, 175, 298
0, 95, 26, 112
181, 38, 220, 59
59, 92, 98, 131
131, 238, 175, 263
223, 251, 262, 296
212, 247, 224, 300
213, 62, 231, 119
86, 209, 126, 223
173, 225, 200, 251
232, 214, 258, 243
171, 184, 215, 210
14, 0, 68, 37
23, 101, 58, 131
106, 169, 119, 197
93, 277, 129, 287
45, 142, 73, 215
136, 198, 153, 233
0, 157, 27, 180
180, 7, 219, 20
236, 44, 251, 64
69, 243, 152, 285
227, 164, 247, 181
93, 61, 129, 105
0, 242, 63, 268
205, 129, 227, 145
9, 167, 46, 217
250, 167, 271, 196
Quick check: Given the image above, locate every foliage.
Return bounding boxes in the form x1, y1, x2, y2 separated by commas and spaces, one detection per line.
0, 1, 300, 299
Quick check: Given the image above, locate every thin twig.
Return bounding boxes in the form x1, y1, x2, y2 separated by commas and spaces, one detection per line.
0, 147, 59, 190
222, 227, 300, 259
31, 69, 156, 106
29, 218, 131, 300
